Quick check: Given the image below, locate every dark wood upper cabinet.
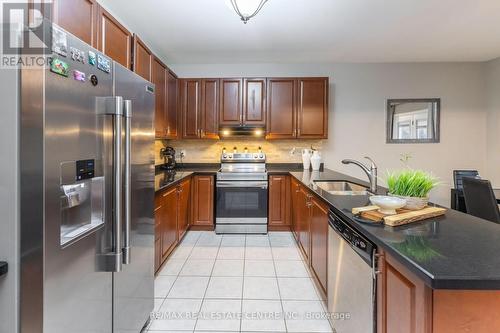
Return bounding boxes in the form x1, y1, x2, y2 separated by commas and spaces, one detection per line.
310, 195, 329, 294
152, 57, 166, 138
191, 175, 214, 226
244, 78, 266, 126
96, 6, 132, 69
297, 77, 329, 139
220, 79, 243, 126
201, 79, 220, 139
177, 178, 191, 240
166, 70, 179, 139
269, 175, 291, 227
266, 78, 297, 139
52, 0, 98, 47
132, 35, 152, 81
180, 79, 202, 139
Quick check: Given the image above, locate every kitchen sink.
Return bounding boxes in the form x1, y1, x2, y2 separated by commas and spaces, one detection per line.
313, 180, 371, 195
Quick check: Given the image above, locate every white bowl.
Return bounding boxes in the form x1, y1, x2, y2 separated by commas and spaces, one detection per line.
369, 195, 407, 215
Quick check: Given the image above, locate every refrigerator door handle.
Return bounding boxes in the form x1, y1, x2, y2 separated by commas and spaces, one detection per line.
96, 96, 124, 272
122, 100, 132, 265
112, 97, 124, 272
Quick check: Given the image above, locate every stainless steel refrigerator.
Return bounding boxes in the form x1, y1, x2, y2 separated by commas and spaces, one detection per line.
17, 24, 155, 333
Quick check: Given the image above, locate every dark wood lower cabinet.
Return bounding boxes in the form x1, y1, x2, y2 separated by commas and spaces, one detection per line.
160, 186, 178, 261
291, 177, 301, 241
310, 195, 329, 294
290, 177, 329, 297
154, 176, 192, 274
268, 175, 291, 230
297, 186, 311, 261
177, 178, 191, 240
191, 175, 215, 228
377, 250, 433, 333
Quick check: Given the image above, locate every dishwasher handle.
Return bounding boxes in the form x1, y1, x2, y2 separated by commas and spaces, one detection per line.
328, 210, 375, 266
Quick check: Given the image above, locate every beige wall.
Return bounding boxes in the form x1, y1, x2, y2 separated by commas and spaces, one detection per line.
168, 62, 490, 207
485, 57, 500, 185
155, 139, 323, 165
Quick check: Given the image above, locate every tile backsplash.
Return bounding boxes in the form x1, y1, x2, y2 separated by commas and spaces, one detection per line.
155, 139, 323, 165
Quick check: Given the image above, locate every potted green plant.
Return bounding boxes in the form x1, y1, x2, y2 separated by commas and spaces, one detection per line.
385, 154, 440, 210
386, 169, 439, 210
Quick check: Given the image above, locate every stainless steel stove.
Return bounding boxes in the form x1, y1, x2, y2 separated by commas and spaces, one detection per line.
215, 151, 268, 234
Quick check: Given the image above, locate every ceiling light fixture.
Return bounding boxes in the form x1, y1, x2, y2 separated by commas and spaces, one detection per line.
228, 0, 269, 24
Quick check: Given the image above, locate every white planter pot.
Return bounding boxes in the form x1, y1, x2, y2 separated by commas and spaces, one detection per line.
389, 194, 429, 210
310, 151, 322, 171
302, 149, 311, 170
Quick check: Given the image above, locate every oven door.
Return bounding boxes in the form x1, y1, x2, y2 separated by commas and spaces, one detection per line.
216, 180, 268, 229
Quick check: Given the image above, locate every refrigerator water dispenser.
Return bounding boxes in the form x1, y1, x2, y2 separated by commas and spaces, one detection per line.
60, 160, 104, 247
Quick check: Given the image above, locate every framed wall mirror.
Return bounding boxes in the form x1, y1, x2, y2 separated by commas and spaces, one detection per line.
386, 98, 440, 143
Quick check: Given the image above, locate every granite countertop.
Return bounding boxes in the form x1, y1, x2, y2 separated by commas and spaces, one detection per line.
155, 163, 305, 191
290, 169, 500, 290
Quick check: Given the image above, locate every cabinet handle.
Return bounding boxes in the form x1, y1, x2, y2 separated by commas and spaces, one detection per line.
154, 205, 162, 212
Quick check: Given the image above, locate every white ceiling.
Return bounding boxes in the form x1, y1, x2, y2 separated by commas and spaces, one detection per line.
99, 0, 500, 64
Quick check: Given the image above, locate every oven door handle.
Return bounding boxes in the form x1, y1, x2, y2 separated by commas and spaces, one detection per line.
216, 181, 268, 189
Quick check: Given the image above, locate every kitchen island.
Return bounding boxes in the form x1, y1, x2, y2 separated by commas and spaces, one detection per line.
290, 169, 500, 333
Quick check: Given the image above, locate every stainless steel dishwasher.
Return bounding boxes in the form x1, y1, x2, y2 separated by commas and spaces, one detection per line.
327, 211, 377, 333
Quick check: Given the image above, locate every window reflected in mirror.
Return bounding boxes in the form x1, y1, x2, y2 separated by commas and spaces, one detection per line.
387, 99, 440, 143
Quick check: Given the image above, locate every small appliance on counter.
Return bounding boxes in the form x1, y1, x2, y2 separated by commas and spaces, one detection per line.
160, 146, 176, 170
216, 148, 268, 234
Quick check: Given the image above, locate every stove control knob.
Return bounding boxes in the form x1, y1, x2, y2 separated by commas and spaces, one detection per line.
259, 154, 264, 158
229, 155, 233, 159
254, 155, 258, 159
223, 154, 227, 159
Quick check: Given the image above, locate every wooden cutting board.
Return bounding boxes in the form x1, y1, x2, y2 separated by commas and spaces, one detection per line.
352, 205, 446, 226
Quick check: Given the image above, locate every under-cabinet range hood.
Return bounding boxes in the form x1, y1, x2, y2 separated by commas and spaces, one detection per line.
219, 126, 266, 138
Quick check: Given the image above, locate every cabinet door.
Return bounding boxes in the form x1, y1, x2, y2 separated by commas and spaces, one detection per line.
166, 70, 179, 138
269, 175, 291, 227
297, 78, 328, 139
152, 57, 166, 138
160, 187, 178, 260
290, 177, 301, 241
310, 195, 329, 293
377, 250, 433, 333
297, 187, 311, 261
154, 194, 163, 273
219, 79, 242, 125
201, 79, 220, 139
52, 0, 98, 47
266, 78, 297, 139
97, 6, 132, 69
177, 179, 191, 240
244, 78, 266, 126
132, 35, 152, 81
180, 79, 201, 139
191, 175, 214, 226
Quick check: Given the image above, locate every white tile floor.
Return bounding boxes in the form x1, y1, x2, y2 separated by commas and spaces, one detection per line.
148, 231, 333, 333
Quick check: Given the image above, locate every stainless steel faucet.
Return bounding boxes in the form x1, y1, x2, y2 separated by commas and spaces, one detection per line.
341, 157, 378, 193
